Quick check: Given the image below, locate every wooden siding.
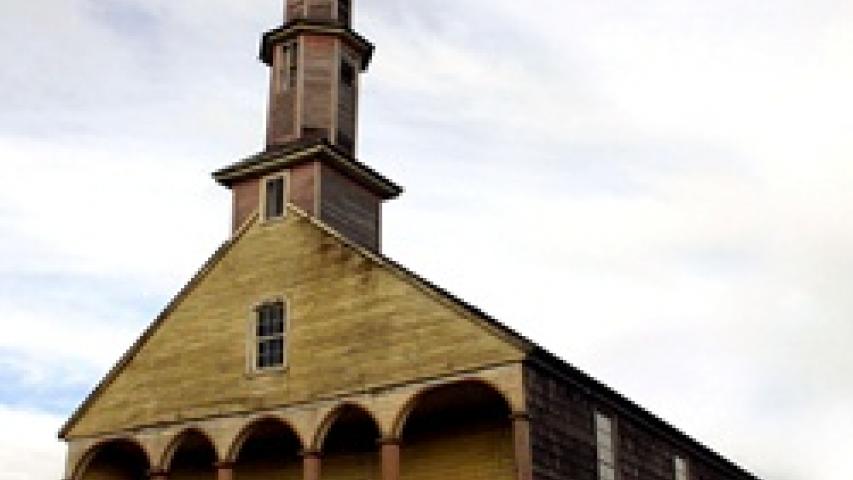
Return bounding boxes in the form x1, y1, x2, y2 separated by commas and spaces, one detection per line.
525, 363, 756, 480
320, 164, 380, 251
232, 177, 260, 233
267, 44, 298, 147
289, 162, 318, 215
65, 213, 523, 438
306, 0, 334, 20
302, 35, 335, 142
336, 45, 358, 155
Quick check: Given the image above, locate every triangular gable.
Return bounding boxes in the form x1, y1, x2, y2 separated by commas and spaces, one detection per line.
61, 206, 530, 438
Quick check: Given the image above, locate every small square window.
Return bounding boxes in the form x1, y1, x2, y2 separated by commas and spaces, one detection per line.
264, 176, 286, 220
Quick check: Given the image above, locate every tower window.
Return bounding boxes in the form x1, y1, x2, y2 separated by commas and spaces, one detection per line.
338, 0, 351, 25
255, 301, 286, 370
264, 175, 286, 220
674, 456, 688, 480
288, 43, 299, 90
340, 61, 355, 88
280, 44, 298, 92
595, 412, 616, 480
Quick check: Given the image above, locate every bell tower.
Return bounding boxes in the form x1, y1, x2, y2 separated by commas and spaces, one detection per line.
213, 0, 401, 252
264, 0, 370, 154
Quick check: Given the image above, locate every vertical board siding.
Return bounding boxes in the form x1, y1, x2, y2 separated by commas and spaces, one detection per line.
320, 164, 380, 251
302, 35, 335, 139
289, 162, 318, 215
233, 178, 261, 233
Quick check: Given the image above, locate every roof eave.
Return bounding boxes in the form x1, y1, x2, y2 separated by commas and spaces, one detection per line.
259, 19, 375, 70
212, 142, 403, 200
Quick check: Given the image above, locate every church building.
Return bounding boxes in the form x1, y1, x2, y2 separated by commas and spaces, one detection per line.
60, 2, 761, 480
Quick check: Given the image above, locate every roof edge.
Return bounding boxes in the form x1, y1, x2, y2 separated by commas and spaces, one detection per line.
212, 140, 403, 200
58, 214, 260, 439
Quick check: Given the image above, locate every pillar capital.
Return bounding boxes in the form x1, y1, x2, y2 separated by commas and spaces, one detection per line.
299, 449, 322, 459
147, 468, 168, 480
510, 411, 531, 421
378, 436, 401, 446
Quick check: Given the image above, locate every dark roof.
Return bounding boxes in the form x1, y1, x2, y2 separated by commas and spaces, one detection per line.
259, 18, 375, 70
212, 138, 403, 200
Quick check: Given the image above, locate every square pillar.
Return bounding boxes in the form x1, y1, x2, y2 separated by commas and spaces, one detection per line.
148, 469, 168, 480
215, 462, 234, 480
511, 412, 533, 480
302, 450, 321, 480
380, 438, 400, 480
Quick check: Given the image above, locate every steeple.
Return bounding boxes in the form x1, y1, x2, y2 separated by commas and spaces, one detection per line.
263, 0, 372, 154
213, 0, 401, 253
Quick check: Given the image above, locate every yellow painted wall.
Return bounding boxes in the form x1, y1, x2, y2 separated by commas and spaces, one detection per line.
67, 211, 523, 438
401, 418, 515, 480
234, 459, 301, 480
321, 451, 379, 480
170, 467, 216, 480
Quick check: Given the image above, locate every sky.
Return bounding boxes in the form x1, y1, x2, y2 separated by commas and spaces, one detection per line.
1, 0, 852, 478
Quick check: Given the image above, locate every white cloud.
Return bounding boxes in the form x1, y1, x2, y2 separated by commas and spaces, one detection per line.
0, 407, 64, 480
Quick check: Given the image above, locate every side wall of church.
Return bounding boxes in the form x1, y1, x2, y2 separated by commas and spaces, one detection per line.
524, 363, 755, 480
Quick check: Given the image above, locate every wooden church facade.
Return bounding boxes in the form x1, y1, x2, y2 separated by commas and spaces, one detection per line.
60, 2, 760, 480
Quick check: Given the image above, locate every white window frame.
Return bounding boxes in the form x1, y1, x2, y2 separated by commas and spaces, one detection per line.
595, 411, 616, 480
260, 170, 289, 222
674, 455, 689, 480
247, 297, 290, 374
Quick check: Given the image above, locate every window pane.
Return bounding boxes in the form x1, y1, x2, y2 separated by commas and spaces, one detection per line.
257, 340, 269, 367
265, 177, 285, 218
289, 43, 299, 89
270, 338, 284, 365
258, 339, 284, 368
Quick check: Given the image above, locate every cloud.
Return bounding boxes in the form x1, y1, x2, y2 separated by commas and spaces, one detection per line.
0, 406, 65, 480
1, 1, 853, 479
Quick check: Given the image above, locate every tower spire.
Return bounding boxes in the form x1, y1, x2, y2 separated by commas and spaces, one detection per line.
263, 0, 368, 155
213, 0, 398, 253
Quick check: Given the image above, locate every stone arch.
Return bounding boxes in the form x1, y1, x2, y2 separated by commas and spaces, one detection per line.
394, 379, 517, 480
226, 415, 305, 462
159, 427, 220, 472
72, 437, 151, 480
314, 402, 383, 480
228, 415, 304, 480
310, 401, 383, 451
390, 378, 515, 439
